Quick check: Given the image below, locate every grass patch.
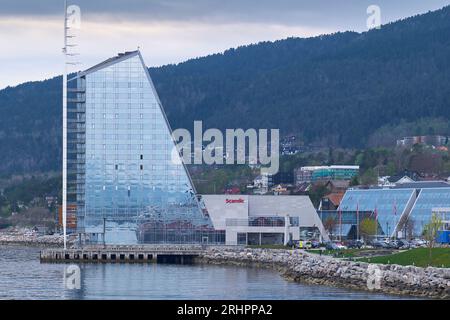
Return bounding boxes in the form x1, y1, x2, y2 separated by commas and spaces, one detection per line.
359, 248, 450, 268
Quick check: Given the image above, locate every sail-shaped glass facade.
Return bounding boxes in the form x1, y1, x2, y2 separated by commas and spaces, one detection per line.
67, 51, 221, 244
408, 188, 450, 236
338, 189, 416, 237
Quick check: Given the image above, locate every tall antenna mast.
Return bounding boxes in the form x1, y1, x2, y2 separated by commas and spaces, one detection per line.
62, 0, 81, 251
62, 0, 68, 251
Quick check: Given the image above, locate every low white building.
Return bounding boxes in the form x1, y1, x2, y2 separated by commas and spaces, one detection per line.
201, 195, 329, 245
251, 173, 272, 194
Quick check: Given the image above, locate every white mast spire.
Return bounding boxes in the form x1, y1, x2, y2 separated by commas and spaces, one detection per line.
62, 0, 68, 251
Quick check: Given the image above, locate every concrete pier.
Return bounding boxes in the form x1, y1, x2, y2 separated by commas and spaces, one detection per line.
40, 245, 204, 264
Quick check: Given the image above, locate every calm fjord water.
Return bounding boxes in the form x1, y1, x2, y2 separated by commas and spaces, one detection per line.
0, 245, 416, 300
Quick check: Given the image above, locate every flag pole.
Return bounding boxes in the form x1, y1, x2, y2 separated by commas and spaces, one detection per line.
356, 202, 360, 241
393, 199, 397, 239
374, 205, 378, 239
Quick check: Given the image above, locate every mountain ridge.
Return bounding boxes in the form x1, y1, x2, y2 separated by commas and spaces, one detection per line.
1, 5, 450, 175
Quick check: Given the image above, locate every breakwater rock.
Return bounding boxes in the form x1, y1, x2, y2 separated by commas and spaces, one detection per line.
0, 233, 67, 247
196, 247, 450, 299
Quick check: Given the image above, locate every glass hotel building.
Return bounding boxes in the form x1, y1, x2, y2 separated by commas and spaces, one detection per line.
66, 51, 221, 244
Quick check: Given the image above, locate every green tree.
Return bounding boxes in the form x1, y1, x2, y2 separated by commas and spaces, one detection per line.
349, 175, 360, 187
359, 218, 377, 242
385, 161, 397, 176
422, 213, 443, 265
308, 183, 328, 208
323, 217, 337, 240
360, 168, 378, 186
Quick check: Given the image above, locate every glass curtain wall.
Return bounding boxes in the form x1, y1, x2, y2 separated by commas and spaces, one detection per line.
69, 52, 220, 244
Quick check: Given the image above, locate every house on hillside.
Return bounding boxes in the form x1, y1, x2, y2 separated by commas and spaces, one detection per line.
271, 184, 291, 195
386, 170, 421, 186
320, 192, 345, 210
292, 182, 312, 195
324, 180, 350, 193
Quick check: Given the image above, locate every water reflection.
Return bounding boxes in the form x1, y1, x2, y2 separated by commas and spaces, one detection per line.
0, 246, 419, 300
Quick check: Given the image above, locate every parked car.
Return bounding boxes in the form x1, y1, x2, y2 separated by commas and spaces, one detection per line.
397, 239, 410, 249
346, 240, 364, 249
335, 242, 348, 250
411, 239, 427, 247
325, 242, 339, 250
310, 240, 321, 248
387, 240, 402, 249
371, 240, 389, 248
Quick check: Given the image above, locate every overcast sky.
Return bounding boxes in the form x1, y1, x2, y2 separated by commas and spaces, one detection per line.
1, 0, 450, 89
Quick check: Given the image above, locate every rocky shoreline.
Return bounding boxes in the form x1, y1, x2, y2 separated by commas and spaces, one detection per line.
196, 247, 450, 299
0, 232, 66, 247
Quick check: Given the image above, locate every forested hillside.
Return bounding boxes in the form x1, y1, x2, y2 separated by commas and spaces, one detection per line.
1, 6, 450, 175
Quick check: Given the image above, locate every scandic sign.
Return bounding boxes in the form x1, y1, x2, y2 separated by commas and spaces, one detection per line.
226, 199, 245, 204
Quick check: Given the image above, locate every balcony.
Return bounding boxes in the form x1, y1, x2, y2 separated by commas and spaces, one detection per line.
67, 147, 85, 154
67, 97, 86, 103
67, 159, 85, 165
67, 115, 86, 122
68, 106, 86, 113
67, 124, 86, 133
68, 87, 86, 93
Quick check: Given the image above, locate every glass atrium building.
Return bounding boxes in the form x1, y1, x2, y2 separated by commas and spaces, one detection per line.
339, 189, 417, 237
408, 188, 450, 236
67, 51, 220, 244
339, 186, 450, 237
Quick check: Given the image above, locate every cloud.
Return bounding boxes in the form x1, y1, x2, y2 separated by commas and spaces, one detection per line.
2, 0, 449, 27
0, 15, 332, 89
1, 0, 449, 88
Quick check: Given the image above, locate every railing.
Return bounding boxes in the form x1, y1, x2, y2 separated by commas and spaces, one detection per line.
66, 244, 204, 252
68, 96, 86, 103
68, 88, 86, 93
68, 106, 86, 113
67, 159, 85, 164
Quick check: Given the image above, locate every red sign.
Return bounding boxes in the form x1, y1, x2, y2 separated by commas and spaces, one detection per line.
226, 198, 245, 204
